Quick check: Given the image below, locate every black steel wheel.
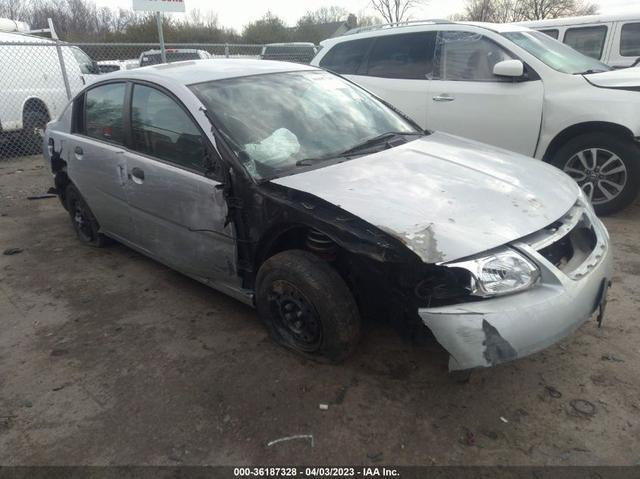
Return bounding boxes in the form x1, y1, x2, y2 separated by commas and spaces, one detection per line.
256, 249, 361, 362
65, 184, 109, 247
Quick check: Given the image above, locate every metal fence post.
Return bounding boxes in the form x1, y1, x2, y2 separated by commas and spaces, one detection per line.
55, 39, 72, 100
156, 12, 167, 63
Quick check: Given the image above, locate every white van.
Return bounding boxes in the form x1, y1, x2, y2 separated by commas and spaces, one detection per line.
517, 13, 640, 68
0, 31, 90, 151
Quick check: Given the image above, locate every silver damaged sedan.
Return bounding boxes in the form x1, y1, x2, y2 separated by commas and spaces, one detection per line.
44, 59, 613, 371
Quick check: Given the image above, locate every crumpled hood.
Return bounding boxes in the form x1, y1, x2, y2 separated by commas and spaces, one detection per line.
272, 132, 579, 263
585, 67, 640, 89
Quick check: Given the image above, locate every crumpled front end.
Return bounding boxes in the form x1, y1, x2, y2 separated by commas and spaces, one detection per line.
419, 200, 613, 371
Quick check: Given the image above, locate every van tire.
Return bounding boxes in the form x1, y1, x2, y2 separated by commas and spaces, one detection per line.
21, 110, 49, 155
551, 132, 640, 215
256, 249, 361, 363
65, 184, 109, 247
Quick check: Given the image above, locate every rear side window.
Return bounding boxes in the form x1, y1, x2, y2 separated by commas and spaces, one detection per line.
131, 84, 206, 171
620, 22, 640, 57
564, 25, 607, 59
319, 38, 372, 74
434, 31, 515, 81
84, 83, 126, 145
366, 32, 437, 79
540, 29, 559, 39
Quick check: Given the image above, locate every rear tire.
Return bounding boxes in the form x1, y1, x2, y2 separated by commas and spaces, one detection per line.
21, 109, 49, 155
65, 184, 109, 247
550, 132, 640, 215
256, 249, 361, 363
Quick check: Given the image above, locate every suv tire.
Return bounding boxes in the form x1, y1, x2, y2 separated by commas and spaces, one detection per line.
551, 132, 640, 215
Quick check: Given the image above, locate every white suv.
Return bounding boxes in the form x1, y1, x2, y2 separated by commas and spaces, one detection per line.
311, 21, 640, 215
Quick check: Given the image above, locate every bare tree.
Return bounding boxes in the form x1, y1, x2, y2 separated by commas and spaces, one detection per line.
370, 0, 427, 23
460, 0, 597, 22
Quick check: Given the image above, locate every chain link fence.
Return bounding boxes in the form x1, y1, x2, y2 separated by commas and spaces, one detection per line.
0, 40, 318, 159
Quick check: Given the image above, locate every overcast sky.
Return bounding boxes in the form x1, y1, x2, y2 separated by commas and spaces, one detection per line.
97, 0, 639, 32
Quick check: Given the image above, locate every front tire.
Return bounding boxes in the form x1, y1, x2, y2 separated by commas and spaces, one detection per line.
551, 132, 640, 215
65, 184, 109, 247
256, 249, 361, 363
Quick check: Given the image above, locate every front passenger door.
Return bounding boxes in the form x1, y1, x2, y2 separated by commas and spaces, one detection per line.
426, 31, 544, 156
124, 83, 236, 282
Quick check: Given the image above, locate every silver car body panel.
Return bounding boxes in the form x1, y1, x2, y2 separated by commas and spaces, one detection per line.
273, 132, 579, 264
420, 201, 612, 370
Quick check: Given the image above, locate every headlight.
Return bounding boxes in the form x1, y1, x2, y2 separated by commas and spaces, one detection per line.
447, 248, 540, 298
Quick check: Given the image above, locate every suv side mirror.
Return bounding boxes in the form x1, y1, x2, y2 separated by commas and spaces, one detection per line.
493, 59, 524, 78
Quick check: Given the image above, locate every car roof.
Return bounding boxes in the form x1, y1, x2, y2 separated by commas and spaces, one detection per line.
102, 58, 318, 86
320, 20, 531, 46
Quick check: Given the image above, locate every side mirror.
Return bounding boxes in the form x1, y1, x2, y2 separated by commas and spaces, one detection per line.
493, 59, 524, 78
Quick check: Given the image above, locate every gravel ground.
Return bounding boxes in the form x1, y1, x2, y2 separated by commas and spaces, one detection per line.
1, 155, 639, 466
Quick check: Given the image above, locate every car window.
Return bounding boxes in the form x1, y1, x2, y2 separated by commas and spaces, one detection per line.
539, 29, 559, 40
131, 84, 206, 171
620, 22, 640, 57
84, 82, 126, 145
434, 31, 516, 81
365, 32, 437, 79
564, 25, 607, 59
71, 47, 98, 74
504, 31, 611, 74
319, 38, 373, 74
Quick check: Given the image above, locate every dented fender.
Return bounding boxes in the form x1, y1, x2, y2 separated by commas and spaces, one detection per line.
419, 236, 614, 371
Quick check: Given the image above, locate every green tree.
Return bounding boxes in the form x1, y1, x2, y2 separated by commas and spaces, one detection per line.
242, 11, 289, 44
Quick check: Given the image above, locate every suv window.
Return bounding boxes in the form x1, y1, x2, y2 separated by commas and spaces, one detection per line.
434, 31, 515, 81
366, 32, 437, 79
131, 84, 206, 171
620, 22, 640, 57
84, 82, 126, 144
564, 25, 607, 59
540, 29, 559, 40
319, 38, 373, 74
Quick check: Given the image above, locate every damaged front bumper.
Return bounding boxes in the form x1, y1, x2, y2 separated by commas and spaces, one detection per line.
419, 202, 613, 371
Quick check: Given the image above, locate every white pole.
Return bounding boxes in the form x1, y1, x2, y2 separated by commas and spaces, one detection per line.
156, 11, 167, 63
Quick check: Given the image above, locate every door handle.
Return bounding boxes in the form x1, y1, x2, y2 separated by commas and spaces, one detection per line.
74, 146, 83, 155
130, 167, 145, 183
433, 94, 455, 102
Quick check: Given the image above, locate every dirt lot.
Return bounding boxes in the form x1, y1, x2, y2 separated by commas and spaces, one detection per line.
1, 155, 639, 466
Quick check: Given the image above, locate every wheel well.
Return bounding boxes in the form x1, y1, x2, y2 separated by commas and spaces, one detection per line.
22, 98, 51, 123
543, 122, 635, 162
255, 225, 321, 272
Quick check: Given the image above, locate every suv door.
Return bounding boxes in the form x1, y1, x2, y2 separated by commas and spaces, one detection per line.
69, 81, 132, 240
123, 82, 236, 281
426, 30, 544, 156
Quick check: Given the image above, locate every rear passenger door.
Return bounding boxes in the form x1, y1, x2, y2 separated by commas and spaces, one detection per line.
426, 30, 543, 156
68, 81, 132, 240
123, 82, 236, 281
